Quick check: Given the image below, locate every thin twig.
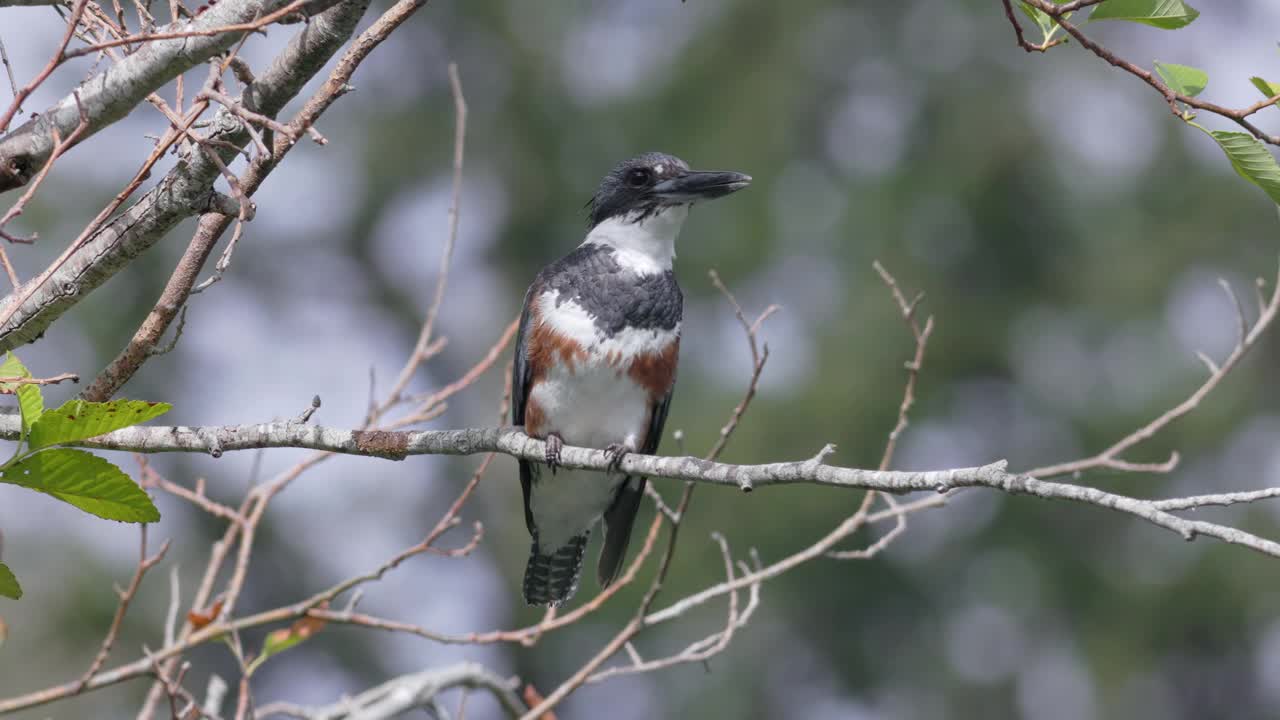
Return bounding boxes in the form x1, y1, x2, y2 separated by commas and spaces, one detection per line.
0, 245, 18, 288
75, 527, 171, 692
382, 62, 466, 410
1030, 265, 1280, 477
0, 0, 89, 133
60, 0, 317, 60
0, 91, 92, 240
828, 262, 933, 559
0, 35, 18, 99
0, 371, 79, 389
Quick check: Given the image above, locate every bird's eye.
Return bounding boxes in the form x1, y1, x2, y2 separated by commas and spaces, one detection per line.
626, 168, 652, 188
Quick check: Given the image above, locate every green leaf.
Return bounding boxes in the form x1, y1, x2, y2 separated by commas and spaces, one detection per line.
246, 613, 327, 676
1018, 2, 1072, 43
1199, 128, 1280, 206
0, 449, 159, 522
1154, 62, 1207, 97
0, 353, 26, 382
260, 626, 310, 659
0, 563, 20, 600
1019, 2, 1056, 38
28, 399, 171, 450
0, 353, 43, 433
1250, 77, 1280, 103
16, 385, 42, 435
1089, 0, 1199, 29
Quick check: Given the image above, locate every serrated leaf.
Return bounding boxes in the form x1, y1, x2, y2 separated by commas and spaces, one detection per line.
1089, 0, 1199, 29
0, 449, 159, 522
0, 354, 42, 433
28, 399, 171, 450
1154, 61, 1207, 97
1250, 77, 1280, 104
0, 353, 26, 382
1200, 129, 1280, 206
0, 563, 19, 600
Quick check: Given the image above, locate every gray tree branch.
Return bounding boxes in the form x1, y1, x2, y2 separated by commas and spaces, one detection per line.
0, 0, 370, 353
255, 662, 525, 719
0, 0, 309, 192
0, 409, 1276, 559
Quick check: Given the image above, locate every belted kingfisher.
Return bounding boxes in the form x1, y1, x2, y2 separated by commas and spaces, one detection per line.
511, 152, 751, 606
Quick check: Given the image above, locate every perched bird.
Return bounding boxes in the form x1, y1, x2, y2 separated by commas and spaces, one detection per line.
511, 152, 751, 606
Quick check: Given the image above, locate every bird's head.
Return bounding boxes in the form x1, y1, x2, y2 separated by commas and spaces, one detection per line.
587, 152, 751, 230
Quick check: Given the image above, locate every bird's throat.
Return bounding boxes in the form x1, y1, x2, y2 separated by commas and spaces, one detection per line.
582, 204, 688, 274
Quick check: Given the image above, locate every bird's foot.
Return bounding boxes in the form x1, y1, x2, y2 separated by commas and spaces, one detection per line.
603, 443, 629, 473
545, 433, 564, 475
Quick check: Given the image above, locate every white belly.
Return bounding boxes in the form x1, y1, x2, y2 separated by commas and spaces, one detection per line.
528, 360, 650, 449
526, 358, 650, 549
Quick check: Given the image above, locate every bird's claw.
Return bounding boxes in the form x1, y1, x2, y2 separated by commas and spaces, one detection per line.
545, 433, 564, 475
604, 443, 628, 473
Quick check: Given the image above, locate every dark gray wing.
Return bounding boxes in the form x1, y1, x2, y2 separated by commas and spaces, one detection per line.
598, 385, 674, 587
513, 281, 540, 537
640, 386, 675, 457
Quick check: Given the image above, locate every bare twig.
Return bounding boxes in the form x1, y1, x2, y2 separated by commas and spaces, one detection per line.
0, 0, 89, 134
382, 61, 466, 410
870, 261, 933, 472
1030, 267, 1280, 478
0, 36, 18, 99
827, 262, 933, 559
705, 269, 778, 481
584, 534, 762, 684
0, 371, 78, 389
136, 456, 245, 523
75, 527, 170, 692
0, 90, 92, 241
198, 88, 323, 148
0, 245, 17, 289
60, 0, 318, 60
258, 662, 524, 719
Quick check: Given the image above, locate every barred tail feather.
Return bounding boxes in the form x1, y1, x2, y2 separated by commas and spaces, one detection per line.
523, 532, 589, 607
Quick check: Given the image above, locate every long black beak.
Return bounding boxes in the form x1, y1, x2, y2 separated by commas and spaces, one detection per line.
653, 170, 752, 201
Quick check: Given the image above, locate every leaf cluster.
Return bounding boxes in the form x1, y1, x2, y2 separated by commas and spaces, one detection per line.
1020, 1, 1280, 207
0, 354, 170, 600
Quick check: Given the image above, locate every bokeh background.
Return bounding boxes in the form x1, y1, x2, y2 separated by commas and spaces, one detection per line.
3, 1, 1280, 718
